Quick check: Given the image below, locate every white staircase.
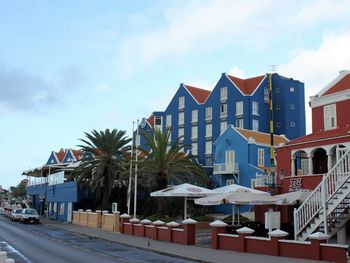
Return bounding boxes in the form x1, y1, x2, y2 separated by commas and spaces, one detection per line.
294, 149, 350, 241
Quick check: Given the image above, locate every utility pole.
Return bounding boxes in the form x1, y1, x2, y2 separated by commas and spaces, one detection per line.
126, 121, 135, 215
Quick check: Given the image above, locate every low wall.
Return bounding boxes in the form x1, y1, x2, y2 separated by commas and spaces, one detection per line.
120, 216, 197, 246
72, 210, 120, 232
211, 223, 347, 263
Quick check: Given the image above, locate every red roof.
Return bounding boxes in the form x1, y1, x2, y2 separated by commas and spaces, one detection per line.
184, 85, 211, 104
323, 74, 350, 96
55, 149, 66, 163
147, 115, 155, 128
227, 75, 265, 95
287, 127, 350, 145
72, 149, 84, 160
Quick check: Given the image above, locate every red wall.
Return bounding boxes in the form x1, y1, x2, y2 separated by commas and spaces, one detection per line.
133, 224, 144, 237
172, 229, 185, 244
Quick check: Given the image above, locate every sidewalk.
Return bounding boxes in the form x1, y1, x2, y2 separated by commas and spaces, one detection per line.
41, 218, 322, 263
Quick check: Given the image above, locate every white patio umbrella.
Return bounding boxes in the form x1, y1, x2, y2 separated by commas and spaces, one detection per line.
150, 183, 216, 219
195, 184, 271, 225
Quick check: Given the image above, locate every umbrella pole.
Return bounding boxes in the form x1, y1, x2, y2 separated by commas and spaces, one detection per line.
232, 205, 235, 225
238, 205, 240, 226
184, 197, 187, 220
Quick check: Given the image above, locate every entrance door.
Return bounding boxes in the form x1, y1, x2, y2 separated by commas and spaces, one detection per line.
67, 202, 72, 223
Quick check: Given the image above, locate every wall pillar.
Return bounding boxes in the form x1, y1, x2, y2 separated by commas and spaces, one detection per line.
209, 220, 227, 249
166, 221, 180, 242
327, 154, 333, 173
337, 225, 347, 244
153, 220, 165, 240
113, 212, 120, 232
236, 227, 255, 252
291, 158, 295, 176
269, 229, 289, 256
119, 213, 131, 233
182, 218, 197, 245
96, 210, 102, 228
308, 232, 329, 261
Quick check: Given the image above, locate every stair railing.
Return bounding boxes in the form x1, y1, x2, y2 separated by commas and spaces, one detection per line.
294, 149, 350, 240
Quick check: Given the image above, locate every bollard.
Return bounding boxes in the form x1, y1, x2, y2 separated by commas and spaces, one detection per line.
5, 259, 15, 263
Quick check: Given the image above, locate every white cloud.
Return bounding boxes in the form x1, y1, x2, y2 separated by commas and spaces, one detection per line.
279, 30, 350, 133
228, 67, 245, 78
115, 0, 350, 78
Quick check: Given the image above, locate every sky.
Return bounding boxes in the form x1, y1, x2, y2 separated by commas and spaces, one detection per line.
1, 0, 350, 189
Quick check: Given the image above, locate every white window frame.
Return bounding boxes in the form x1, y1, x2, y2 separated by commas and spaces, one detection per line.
258, 149, 264, 167
192, 143, 198, 156
290, 104, 295, 110
178, 96, 185, 109
276, 105, 280, 110
236, 118, 243, 128
205, 141, 212, 154
166, 114, 172, 127
220, 86, 227, 101
155, 116, 162, 127
191, 110, 198, 123
236, 101, 243, 116
205, 123, 212, 138
252, 119, 259, 131
191, 126, 198, 139
252, 101, 259, 115
220, 103, 227, 117
276, 87, 280, 93
276, 122, 281, 128
324, 104, 337, 130
264, 87, 269, 102
178, 112, 184, 125
290, 87, 295, 92
205, 107, 212, 120
220, 121, 227, 135
291, 122, 295, 127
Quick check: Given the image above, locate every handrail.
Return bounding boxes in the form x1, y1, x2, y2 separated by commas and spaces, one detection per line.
294, 149, 350, 240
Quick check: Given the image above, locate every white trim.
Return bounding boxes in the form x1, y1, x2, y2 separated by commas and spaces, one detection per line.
314, 70, 350, 98
183, 84, 210, 105
225, 73, 267, 97
310, 89, 350, 108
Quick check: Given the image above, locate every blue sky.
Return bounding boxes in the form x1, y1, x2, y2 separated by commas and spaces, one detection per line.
1, 0, 350, 189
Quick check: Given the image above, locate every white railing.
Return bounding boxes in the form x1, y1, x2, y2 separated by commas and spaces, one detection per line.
213, 163, 239, 174
294, 149, 350, 240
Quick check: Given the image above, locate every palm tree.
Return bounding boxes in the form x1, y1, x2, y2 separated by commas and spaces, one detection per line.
73, 129, 131, 209
138, 128, 207, 191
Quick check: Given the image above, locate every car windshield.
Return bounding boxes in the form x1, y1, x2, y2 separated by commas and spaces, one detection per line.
24, 209, 38, 215
14, 209, 23, 213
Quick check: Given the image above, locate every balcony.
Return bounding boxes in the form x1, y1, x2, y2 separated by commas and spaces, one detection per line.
213, 163, 239, 174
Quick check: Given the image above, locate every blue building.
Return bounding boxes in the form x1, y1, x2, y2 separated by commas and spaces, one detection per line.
138, 72, 305, 170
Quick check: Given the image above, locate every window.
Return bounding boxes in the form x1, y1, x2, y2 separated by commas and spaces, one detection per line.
258, 149, 264, 166
291, 122, 295, 127
155, 116, 162, 126
236, 118, 243, 128
236, 101, 243, 115
206, 123, 212, 138
226, 179, 234, 185
264, 87, 269, 102
220, 87, 227, 101
191, 126, 198, 139
276, 87, 280, 93
192, 143, 198, 155
252, 101, 259, 115
252, 119, 259, 131
220, 103, 227, 117
166, 114, 172, 127
192, 110, 198, 123
324, 104, 337, 130
178, 127, 184, 139
220, 121, 227, 135
205, 141, 212, 154
179, 96, 185, 109
205, 107, 212, 120
290, 87, 295, 92
276, 122, 281, 128
178, 112, 184, 125
290, 104, 295, 110
276, 105, 280, 110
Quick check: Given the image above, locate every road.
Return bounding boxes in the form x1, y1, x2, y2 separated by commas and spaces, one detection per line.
0, 216, 195, 263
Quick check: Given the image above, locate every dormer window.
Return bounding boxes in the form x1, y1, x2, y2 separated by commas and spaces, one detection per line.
324, 104, 337, 130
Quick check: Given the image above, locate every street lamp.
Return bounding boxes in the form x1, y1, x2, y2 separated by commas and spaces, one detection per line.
133, 119, 140, 219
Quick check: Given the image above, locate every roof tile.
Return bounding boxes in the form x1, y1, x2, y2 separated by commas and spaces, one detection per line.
323, 74, 350, 96
227, 75, 265, 95
184, 85, 211, 104
236, 128, 288, 145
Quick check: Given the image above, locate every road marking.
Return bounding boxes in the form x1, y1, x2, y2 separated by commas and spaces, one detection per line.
0, 241, 32, 263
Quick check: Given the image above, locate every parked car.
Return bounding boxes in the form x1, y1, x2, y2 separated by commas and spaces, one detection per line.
20, 208, 39, 224
11, 208, 23, 221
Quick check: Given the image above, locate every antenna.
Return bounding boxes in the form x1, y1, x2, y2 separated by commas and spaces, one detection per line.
268, 64, 278, 73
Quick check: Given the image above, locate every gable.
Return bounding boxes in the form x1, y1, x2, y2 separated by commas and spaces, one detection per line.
226, 74, 265, 95
323, 73, 350, 96
62, 150, 76, 163
184, 84, 211, 104
46, 152, 59, 165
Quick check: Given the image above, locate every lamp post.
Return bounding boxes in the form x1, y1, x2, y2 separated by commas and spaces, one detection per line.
126, 121, 135, 215
133, 119, 140, 219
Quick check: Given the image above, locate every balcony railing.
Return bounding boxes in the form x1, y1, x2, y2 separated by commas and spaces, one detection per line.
213, 163, 239, 174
